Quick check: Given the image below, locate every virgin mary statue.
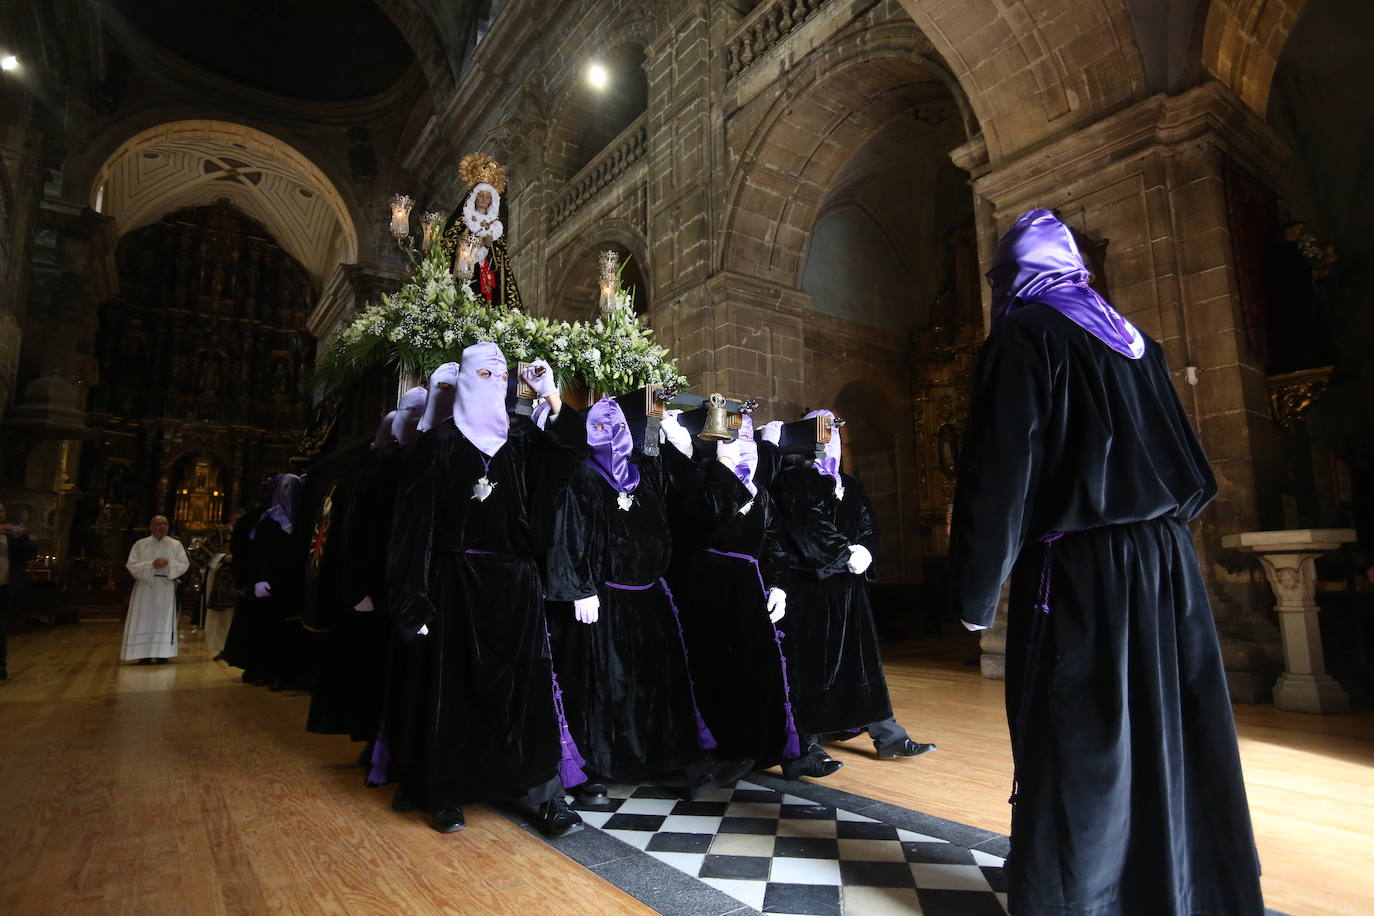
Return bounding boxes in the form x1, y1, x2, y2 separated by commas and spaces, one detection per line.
441, 153, 524, 310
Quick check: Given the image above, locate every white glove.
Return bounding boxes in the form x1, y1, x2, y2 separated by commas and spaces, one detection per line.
846, 544, 872, 575
715, 438, 742, 468
522, 359, 557, 398
574, 594, 600, 625
962, 620, 989, 632
766, 587, 787, 623
417, 624, 429, 637
354, 596, 375, 612
253, 581, 272, 599
659, 410, 693, 458
759, 420, 783, 445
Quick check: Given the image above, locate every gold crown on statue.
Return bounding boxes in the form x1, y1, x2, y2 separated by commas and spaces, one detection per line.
459, 153, 507, 194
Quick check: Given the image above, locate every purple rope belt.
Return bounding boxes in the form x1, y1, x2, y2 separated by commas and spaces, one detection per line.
704, 549, 802, 759
1009, 530, 1063, 807
604, 578, 717, 750
544, 621, 588, 788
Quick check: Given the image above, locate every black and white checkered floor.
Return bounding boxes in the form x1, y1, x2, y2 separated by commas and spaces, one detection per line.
502, 770, 1014, 916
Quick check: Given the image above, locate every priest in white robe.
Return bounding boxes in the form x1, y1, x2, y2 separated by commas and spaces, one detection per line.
122, 515, 189, 664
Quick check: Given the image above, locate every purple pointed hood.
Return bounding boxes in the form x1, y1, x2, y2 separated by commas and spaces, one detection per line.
735, 414, 760, 496
987, 209, 1145, 359
452, 342, 509, 457
371, 410, 399, 449
391, 385, 428, 445
585, 397, 639, 493
255, 472, 301, 537
803, 409, 841, 478
418, 362, 459, 432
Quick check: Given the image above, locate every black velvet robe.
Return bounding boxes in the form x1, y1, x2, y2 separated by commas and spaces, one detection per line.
771, 466, 893, 735
250, 518, 308, 686
306, 454, 394, 742
949, 304, 1263, 916
669, 460, 798, 767
546, 456, 706, 782
219, 506, 267, 675
385, 417, 563, 809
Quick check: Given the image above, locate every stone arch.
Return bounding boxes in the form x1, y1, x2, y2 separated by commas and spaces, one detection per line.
546, 219, 652, 321
721, 32, 967, 286
544, 40, 649, 181
893, 0, 1148, 161
1202, 0, 1309, 114
89, 120, 359, 291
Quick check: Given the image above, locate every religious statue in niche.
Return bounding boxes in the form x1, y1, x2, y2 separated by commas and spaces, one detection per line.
441, 153, 524, 310
1266, 220, 1337, 375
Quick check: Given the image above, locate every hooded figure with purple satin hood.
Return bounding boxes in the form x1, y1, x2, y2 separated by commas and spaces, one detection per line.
769, 411, 935, 775
665, 414, 803, 770
243, 473, 309, 689
308, 386, 429, 745
545, 398, 754, 798
385, 343, 583, 836
949, 209, 1262, 915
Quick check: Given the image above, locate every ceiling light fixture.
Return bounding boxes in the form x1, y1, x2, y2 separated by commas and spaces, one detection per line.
586, 62, 608, 90
1, 55, 18, 71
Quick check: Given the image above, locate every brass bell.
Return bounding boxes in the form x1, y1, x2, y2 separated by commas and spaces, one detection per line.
699, 393, 732, 441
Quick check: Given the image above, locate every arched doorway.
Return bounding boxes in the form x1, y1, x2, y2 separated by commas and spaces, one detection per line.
548, 238, 651, 322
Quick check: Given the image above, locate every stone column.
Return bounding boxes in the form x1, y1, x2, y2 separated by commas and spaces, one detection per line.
1221, 528, 1355, 714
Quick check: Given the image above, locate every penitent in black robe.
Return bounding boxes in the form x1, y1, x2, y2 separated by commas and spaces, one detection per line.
385, 417, 563, 810
669, 460, 799, 768
220, 506, 267, 676
306, 453, 395, 742
771, 466, 893, 735
949, 304, 1263, 916
546, 457, 707, 782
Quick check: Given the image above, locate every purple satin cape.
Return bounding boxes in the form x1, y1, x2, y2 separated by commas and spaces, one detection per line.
253, 472, 300, 538
452, 343, 509, 457
803, 409, 841, 478
585, 397, 640, 493
987, 209, 1145, 359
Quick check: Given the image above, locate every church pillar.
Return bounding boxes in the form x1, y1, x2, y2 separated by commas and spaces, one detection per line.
963, 81, 1288, 700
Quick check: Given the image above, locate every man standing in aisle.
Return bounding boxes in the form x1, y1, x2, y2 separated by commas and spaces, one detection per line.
122, 515, 189, 665
1, 502, 37, 680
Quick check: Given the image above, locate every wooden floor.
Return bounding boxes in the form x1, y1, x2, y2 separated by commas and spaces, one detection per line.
1, 621, 1370, 915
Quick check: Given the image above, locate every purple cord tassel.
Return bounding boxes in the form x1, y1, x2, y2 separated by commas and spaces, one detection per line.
366, 729, 391, 787
771, 626, 803, 760
659, 578, 718, 750
544, 622, 588, 788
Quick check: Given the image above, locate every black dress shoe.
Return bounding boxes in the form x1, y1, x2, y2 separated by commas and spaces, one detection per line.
574, 782, 610, 807
137, 658, 153, 666
781, 748, 844, 780
155, 658, 169, 665
391, 786, 416, 812
876, 737, 937, 759
686, 757, 755, 801
431, 807, 466, 833
537, 796, 584, 837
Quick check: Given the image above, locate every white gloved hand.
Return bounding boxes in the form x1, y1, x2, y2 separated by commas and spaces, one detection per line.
659, 410, 693, 458
846, 544, 873, 575
253, 581, 272, 599
715, 438, 742, 468
522, 359, 557, 398
766, 587, 787, 623
354, 596, 375, 612
961, 619, 989, 632
574, 594, 601, 625
759, 420, 783, 445
417, 624, 429, 637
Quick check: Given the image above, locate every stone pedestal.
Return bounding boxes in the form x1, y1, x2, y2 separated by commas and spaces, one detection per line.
1221, 529, 1355, 714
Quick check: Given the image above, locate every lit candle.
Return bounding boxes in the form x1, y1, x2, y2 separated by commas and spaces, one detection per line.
389, 194, 415, 239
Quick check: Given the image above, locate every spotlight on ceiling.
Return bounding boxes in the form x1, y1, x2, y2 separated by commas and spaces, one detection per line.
586, 62, 608, 90
1, 55, 18, 72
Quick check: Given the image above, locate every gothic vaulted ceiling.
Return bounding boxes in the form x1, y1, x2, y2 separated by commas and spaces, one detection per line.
94, 121, 358, 289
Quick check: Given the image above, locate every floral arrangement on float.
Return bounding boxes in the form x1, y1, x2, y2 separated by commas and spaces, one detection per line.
312, 154, 686, 398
